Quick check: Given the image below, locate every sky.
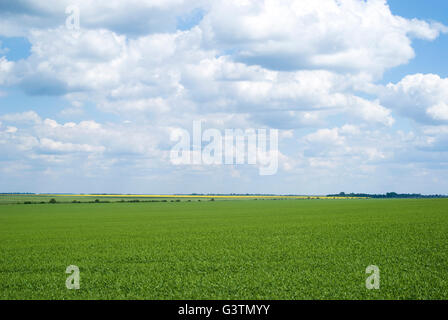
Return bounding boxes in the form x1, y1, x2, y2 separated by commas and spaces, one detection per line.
1, 0, 448, 195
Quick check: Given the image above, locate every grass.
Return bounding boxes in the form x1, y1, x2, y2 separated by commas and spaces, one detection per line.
0, 199, 447, 299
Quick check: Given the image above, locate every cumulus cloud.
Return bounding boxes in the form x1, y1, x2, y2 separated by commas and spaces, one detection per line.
0, 57, 14, 85
300, 125, 401, 175
0, 0, 206, 37
3, 24, 393, 130
0, 111, 41, 124
200, 0, 447, 75
380, 73, 448, 124
0, 112, 174, 186
427, 103, 448, 121
0, 0, 447, 193
305, 128, 346, 146
39, 138, 105, 154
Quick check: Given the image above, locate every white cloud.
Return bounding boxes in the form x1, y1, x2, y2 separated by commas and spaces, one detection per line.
347, 97, 394, 126
1, 0, 448, 193
340, 124, 361, 135
0, 0, 205, 37
200, 0, 446, 75
0, 111, 41, 124
0, 57, 14, 85
39, 138, 105, 153
380, 73, 448, 124
305, 128, 345, 146
5, 126, 18, 133
427, 103, 448, 121
302, 125, 394, 166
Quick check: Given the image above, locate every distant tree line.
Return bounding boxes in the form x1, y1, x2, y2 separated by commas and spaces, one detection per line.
20, 198, 205, 205
0, 192, 35, 194
327, 192, 447, 198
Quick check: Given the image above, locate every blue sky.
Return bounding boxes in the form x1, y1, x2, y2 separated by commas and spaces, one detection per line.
384, 0, 448, 82
1, 0, 448, 194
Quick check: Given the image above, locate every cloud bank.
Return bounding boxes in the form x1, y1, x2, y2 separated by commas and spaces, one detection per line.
0, 0, 447, 194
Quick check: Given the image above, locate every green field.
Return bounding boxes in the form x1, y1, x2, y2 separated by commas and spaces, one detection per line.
1, 199, 447, 299
0, 194, 355, 204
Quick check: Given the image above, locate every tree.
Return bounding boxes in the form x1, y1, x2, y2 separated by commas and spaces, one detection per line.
49, 198, 57, 204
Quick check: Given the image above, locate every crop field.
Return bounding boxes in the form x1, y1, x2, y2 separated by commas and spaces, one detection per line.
0, 194, 361, 204
0, 199, 447, 299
